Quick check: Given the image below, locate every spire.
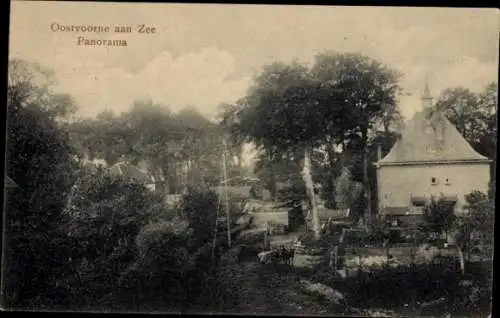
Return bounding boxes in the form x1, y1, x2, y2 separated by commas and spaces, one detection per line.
423, 79, 431, 99
421, 75, 433, 112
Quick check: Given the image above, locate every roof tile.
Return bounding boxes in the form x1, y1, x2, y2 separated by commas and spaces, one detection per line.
378, 111, 489, 164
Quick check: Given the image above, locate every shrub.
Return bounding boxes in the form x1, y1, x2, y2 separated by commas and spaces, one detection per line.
338, 262, 462, 309
276, 183, 307, 205
136, 221, 190, 268
179, 187, 218, 251
5, 78, 78, 308
423, 197, 456, 239
57, 171, 173, 308
117, 219, 192, 304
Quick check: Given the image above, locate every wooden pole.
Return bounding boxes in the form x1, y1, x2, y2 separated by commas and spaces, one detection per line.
211, 213, 219, 261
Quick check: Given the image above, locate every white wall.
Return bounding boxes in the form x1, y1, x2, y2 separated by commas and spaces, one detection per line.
378, 162, 490, 213
251, 211, 289, 227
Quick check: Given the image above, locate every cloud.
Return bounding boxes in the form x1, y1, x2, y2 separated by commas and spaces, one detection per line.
395, 56, 497, 118
9, 2, 498, 121
15, 46, 252, 118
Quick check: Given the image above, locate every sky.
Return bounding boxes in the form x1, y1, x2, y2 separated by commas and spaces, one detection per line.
9, 2, 499, 123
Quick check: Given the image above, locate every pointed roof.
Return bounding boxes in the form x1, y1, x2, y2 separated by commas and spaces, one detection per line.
377, 110, 491, 165
421, 78, 432, 100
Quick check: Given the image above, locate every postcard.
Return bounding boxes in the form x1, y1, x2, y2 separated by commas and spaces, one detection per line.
4, 1, 498, 316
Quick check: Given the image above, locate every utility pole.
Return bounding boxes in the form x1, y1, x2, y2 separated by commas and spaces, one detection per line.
211, 209, 219, 262
222, 138, 232, 248
211, 168, 224, 261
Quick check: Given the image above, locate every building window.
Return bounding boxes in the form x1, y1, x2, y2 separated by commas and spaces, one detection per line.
431, 177, 437, 185
445, 178, 451, 185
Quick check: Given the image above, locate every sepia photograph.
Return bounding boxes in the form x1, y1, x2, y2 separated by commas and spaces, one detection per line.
3, 1, 498, 316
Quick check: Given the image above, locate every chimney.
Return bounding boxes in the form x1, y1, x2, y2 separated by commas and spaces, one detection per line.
377, 143, 382, 161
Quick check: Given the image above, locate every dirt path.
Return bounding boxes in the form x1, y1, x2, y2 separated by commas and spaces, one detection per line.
221, 260, 341, 315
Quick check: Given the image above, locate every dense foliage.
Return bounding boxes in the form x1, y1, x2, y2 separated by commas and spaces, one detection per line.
3, 60, 227, 311
4, 60, 78, 307
436, 83, 498, 198
179, 187, 218, 251
421, 197, 457, 240
454, 191, 495, 260
330, 261, 491, 316
67, 100, 248, 194
4, 55, 495, 315
224, 52, 403, 238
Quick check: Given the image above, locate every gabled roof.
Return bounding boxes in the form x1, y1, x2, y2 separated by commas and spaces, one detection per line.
377, 110, 490, 165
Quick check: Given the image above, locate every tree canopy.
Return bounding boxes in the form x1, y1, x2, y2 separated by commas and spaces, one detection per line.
226, 52, 403, 233
66, 98, 248, 193
436, 82, 497, 198
5, 59, 79, 306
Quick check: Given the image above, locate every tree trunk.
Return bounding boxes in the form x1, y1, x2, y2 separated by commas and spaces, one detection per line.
325, 141, 338, 208
456, 246, 465, 274
302, 147, 321, 240
362, 129, 372, 228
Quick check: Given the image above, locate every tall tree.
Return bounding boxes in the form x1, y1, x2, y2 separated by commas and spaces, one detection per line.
253, 148, 305, 202
436, 83, 498, 198
5, 59, 78, 307
229, 61, 354, 239
310, 52, 402, 226
229, 62, 320, 238
67, 100, 230, 194
229, 53, 402, 237
436, 87, 485, 145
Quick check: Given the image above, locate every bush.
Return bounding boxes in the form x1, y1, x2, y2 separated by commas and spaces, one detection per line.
423, 197, 456, 239
55, 171, 173, 308
276, 183, 307, 205
114, 218, 196, 309
288, 205, 306, 231
5, 81, 78, 308
180, 187, 218, 251
338, 262, 462, 310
